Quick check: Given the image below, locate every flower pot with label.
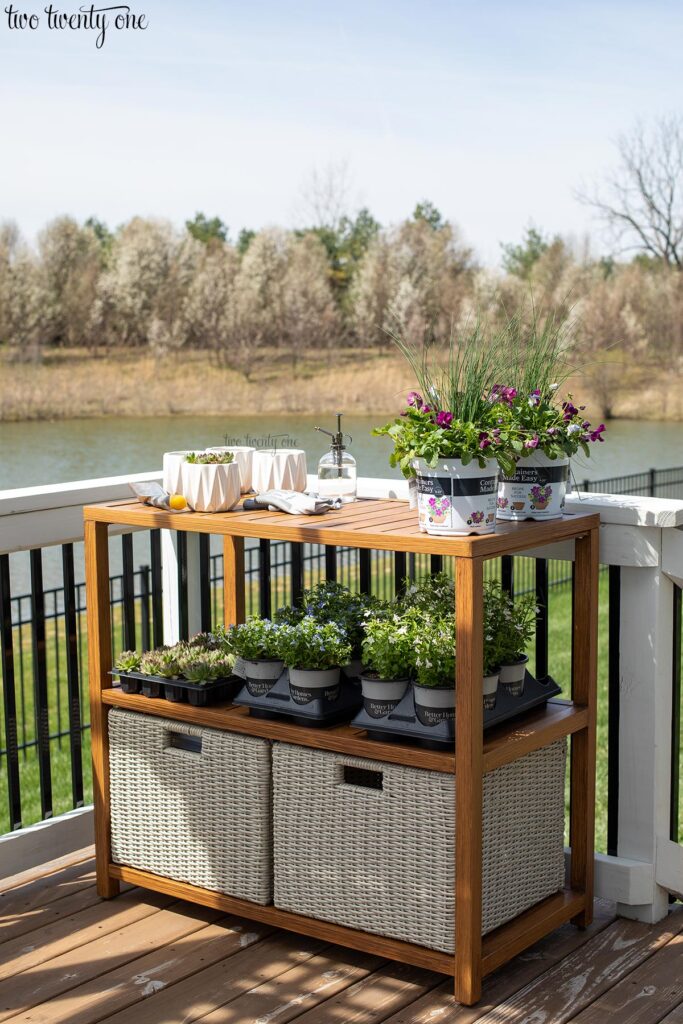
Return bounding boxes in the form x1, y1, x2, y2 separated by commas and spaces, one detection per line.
414, 458, 498, 537
359, 674, 410, 719
227, 618, 285, 697
412, 683, 455, 726
497, 451, 569, 521
277, 617, 352, 707
499, 654, 529, 697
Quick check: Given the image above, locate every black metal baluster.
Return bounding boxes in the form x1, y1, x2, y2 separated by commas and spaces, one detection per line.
53, 588, 62, 746
199, 534, 212, 632
259, 539, 272, 619
408, 553, 416, 581
122, 534, 136, 651
62, 544, 84, 809
325, 546, 337, 583
501, 555, 514, 597
291, 543, 304, 606
359, 549, 371, 595
150, 530, 163, 648
607, 565, 621, 857
139, 565, 151, 652
0, 555, 22, 830
430, 555, 443, 575
394, 551, 407, 598
30, 548, 52, 819
671, 585, 682, 846
535, 558, 549, 682
177, 532, 189, 641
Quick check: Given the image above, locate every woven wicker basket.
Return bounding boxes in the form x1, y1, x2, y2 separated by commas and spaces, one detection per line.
109, 709, 272, 904
273, 739, 566, 952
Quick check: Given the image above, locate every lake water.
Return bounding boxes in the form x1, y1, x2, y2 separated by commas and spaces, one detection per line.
2, 415, 682, 596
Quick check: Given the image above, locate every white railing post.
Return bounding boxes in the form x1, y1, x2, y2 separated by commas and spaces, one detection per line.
161, 532, 204, 644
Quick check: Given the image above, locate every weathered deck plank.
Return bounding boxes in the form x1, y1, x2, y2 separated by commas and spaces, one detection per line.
0, 853, 680, 1024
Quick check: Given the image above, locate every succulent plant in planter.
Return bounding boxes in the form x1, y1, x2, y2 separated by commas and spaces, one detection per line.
182, 451, 240, 513
360, 612, 419, 718
113, 650, 141, 673
276, 617, 352, 706
413, 614, 456, 725
185, 451, 235, 465
227, 618, 285, 696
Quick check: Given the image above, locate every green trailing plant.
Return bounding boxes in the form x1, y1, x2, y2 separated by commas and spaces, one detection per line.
185, 451, 235, 465
226, 617, 283, 661
113, 650, 141, 673
276, 617, 352, 671
361, 611, 420, 681
413, 613, 456, 688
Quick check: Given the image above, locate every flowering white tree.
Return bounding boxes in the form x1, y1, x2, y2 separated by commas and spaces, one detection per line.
38, 217, 103, 350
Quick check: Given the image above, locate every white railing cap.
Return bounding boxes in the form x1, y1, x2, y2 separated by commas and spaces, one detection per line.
565, 491, 683, 528
0, 471, 162, 518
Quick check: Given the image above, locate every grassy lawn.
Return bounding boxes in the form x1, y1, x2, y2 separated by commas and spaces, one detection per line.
2, 561, 680, 855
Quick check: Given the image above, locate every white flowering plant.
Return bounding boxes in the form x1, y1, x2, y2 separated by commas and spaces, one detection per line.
276, 617, 352, 671
483, 582, 537, 670
413, 614, 456, 688
399, 571, 454, 617
225, 618, 283, 661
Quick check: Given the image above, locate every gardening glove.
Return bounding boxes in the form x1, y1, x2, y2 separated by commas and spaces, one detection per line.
129, 482, 187, 511
243, 489, 343, 515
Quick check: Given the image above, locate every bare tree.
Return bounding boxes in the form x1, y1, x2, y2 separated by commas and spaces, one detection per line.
578, 115, 683, 267
295, 159, 354, 232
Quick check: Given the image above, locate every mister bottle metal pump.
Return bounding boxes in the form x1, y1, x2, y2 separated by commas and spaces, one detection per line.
315, 413, 357, 503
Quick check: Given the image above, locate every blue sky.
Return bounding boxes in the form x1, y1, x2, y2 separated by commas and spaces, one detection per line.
1, 0, 681, 263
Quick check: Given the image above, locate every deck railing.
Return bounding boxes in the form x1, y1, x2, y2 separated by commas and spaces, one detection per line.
0, 470, 681, 923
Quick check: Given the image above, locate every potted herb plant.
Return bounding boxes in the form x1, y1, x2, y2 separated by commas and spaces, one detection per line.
182, 451, 241, 514
496, 590, 537, 697
413, 615, 456, 724
492, 310, 605, 521
276, 617, 352, 705
374, 321, 519, 536
359, 612, 418, 718
227, 618, 285, 696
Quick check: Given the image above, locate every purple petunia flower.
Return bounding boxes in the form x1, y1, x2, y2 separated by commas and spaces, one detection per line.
589, 423, 606, 442
407, 391, 423, 408
525, 435, 540, 449
436, 411, 454, 428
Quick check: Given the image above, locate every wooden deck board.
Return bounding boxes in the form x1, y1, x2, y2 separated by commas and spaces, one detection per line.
1, 854, 680, 1024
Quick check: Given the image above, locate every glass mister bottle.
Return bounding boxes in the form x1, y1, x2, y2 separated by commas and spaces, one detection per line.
315, 413, 357, 503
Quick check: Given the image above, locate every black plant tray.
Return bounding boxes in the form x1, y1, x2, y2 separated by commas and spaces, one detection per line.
233, 669, 363, 727
350, 672, 562, 749
110, 670, 243, 706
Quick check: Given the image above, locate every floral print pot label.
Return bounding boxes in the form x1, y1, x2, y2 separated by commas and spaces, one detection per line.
414, 702, 455, 726
498, 462, 569, 518
417, 472, 497, 534
289, 682, 341, 705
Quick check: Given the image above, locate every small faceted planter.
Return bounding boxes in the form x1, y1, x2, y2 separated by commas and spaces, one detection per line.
413, 458, 498, 536
360, 674, 410, 719
412, 683, 455, 726
163, 450, 195, 496
499, 654, 529, 697
288, 666, 341, 705
252, 449, 308, 493
182, 461, 241, 513
497, 452, 570, 521
243, 658, 285, 697
205, 446, 255, 494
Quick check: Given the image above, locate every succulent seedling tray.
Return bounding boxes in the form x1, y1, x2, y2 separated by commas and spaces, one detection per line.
351, 672, 562, 749
110, 670, 243, 706
233, 669, 363, 727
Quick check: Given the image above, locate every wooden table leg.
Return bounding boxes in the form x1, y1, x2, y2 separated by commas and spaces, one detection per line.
85, 520, 119, 899
223, 536, 246, 627
570, 527, 599, 926
454, 556, 484, 1004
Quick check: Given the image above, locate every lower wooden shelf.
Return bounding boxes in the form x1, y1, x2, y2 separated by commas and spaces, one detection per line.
108, 862, 586, 978
101, 688, 588, 774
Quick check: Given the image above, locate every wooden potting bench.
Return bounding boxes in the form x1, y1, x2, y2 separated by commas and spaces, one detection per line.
84, 498, 599, 1006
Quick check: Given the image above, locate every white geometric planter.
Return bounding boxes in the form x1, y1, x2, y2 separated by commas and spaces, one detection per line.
205, 447, 255, 494
181, 461, 241, 513
163, 451, 195, 496
252, 449, 308, 493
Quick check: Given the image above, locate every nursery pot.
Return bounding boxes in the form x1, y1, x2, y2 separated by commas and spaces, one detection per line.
497, 452, 569, 521
204, 446, 255, 494
412, 683, 455, 726
243, 658, 285, 696
483, 669, 500, 711
499, 654, 529, 697
360, 674, 410, 719
252, 449, 308, 493
413, 458, 498, 537
182, 461, 241, 513
288, 666, 341, 705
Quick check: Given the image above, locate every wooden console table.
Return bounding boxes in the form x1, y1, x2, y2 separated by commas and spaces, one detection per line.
84, 498, 599, 1005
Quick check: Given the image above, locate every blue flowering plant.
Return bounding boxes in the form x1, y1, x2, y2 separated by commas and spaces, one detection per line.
226, 617, 283, 661
275, 581, 387, 657
276, 617, 352, 671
